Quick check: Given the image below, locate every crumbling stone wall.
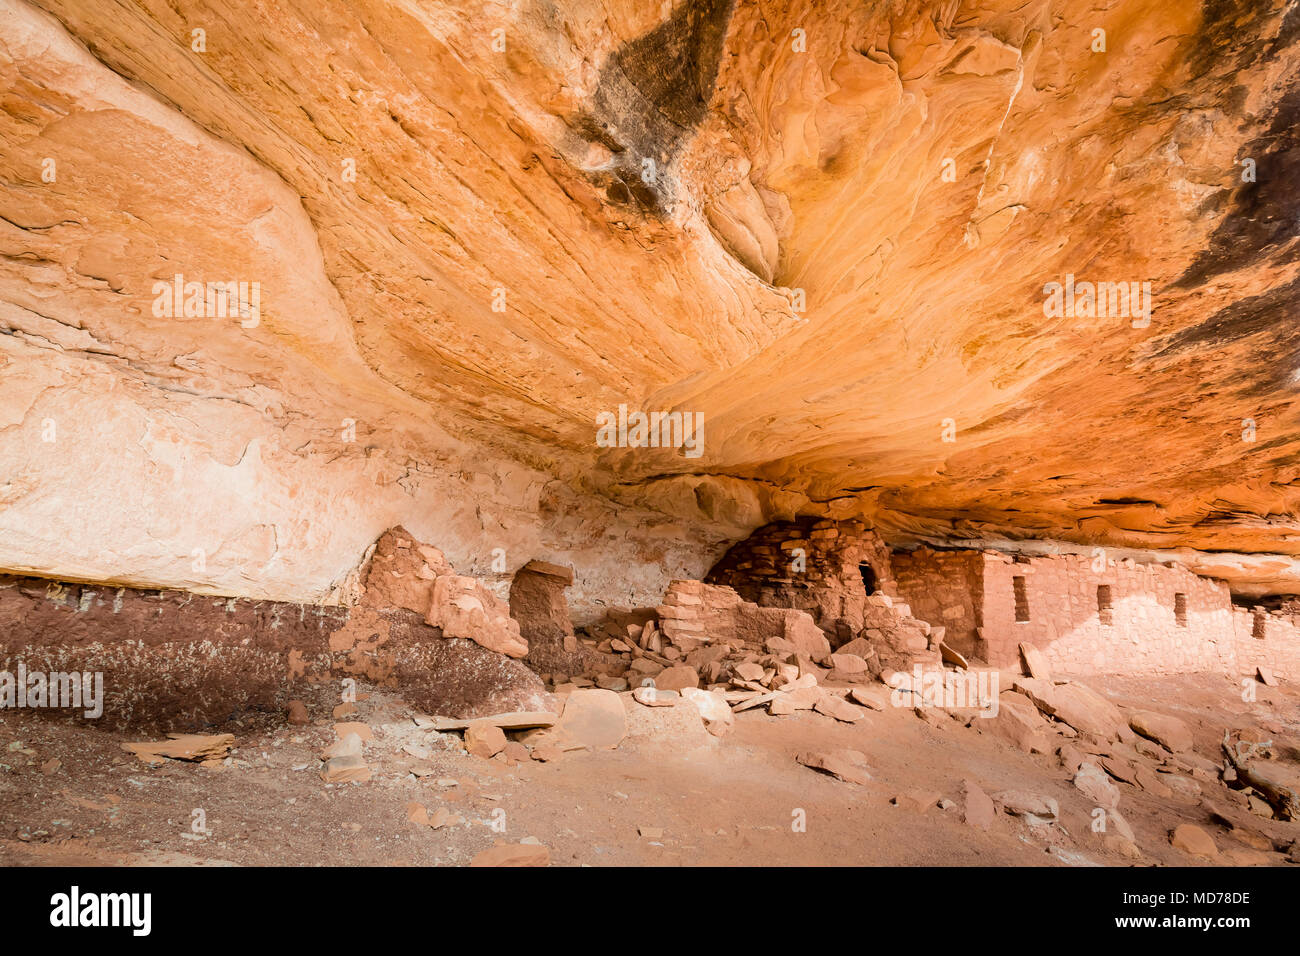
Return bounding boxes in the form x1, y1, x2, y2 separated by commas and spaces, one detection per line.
705, 519, 895, 633
858, 592, 943, 675
896, 547, 1300, 679
655, 579, 942, 678
509, 561, 573, 650
657, 580, 831, 658
509, 559, 593, 675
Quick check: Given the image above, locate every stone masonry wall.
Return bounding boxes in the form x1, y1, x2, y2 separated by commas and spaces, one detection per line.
971, 551, 1300, 678
705, 519, 895, 633
1229, 605, 1300, 679
891, 549, 985, 660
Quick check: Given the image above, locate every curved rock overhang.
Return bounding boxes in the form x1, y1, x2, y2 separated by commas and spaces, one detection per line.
1, 0, 1298, 606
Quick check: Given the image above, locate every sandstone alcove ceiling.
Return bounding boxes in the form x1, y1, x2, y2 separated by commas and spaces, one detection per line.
1, 0, 1299, 607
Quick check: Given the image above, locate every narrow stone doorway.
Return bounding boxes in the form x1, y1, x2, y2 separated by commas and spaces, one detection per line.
859, 563, 878, 594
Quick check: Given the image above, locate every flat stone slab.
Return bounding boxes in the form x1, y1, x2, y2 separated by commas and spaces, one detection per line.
519, 559, 574, 585
423, 711, 557, 731
122, 733, 234, 763
731, 691, 780, 713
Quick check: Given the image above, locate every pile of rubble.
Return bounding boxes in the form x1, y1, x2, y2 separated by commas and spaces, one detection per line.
531, 580, 956, 731
354, 534, 952, 729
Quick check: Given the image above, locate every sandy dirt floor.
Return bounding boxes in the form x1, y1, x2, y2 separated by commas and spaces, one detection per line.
0, 671, 1296, 867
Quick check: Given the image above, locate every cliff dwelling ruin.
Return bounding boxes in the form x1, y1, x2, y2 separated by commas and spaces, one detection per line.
0, 0, 1298, 890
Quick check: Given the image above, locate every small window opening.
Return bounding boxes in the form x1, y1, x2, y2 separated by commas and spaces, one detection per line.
1097, 585, 1113, 626
1174, 593, 1187, 627
1253, 608, 1267, 640
1013, 576, 1029, 622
